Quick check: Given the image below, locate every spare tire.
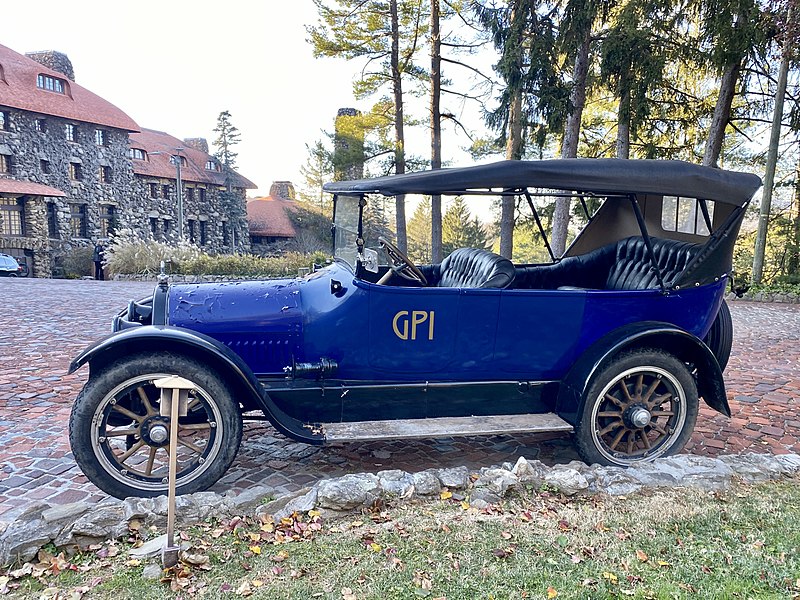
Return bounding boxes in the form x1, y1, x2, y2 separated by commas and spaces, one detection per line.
703, 300, 733, 372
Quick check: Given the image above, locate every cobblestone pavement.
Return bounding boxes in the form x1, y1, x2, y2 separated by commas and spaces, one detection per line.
1, 279, 798, 523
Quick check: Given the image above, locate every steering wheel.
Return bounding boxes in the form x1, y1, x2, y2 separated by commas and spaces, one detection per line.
377, 236, 428, 286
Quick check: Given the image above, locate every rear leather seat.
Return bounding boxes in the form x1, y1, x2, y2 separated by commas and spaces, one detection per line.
513, 236, 701, 291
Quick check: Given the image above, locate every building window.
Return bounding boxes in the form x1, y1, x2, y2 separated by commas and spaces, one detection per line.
222, 221, 229, 246
69, 162, 82, 181
0, 198, 24, 236
40, 159, 51, 174
47, 203, 59, 238
0, 111, 9, 131
163, 219, 171, 237
94, 129, 107, 146
149, 183, 158, 198
150, 217, 159, 240
162, 184, 171, 199
199, 220, 207, 246
661, 196, 714, 237
99, 205, 115, 237
128, 148, 146, 160
99, 166, 112, 183
199, 188, 206, 203
0, 154, 11, 174
65, 123, 77, 142
186, 188, 195, 202
35, 118, 47, 133
37, 74, 65, 93
205, 160, 220, 171
188, 219, 196, 244
69, 204, 87, 238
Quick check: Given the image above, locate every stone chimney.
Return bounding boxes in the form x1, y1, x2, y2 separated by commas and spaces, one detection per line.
183, 138, 209, 153
334, 108, 365, 181
269, 181, 296, 201
25, 51, 75, 81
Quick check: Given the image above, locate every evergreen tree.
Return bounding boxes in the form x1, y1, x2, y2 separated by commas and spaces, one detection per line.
213, 110, 241, 169
408, 197, 433, 263
442, 197, 490, 255
309, 0, 429, 253
299, 140, 334, 214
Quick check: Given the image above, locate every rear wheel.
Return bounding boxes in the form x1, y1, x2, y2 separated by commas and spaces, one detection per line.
69, 353, 242, 499
574, 349, 698, 466
703, 300, 733, 371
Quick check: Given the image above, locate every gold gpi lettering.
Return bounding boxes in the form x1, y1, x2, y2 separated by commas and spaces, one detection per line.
392, 310, 435, 340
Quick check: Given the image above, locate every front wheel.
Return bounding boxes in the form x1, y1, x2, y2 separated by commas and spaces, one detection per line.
69, 353, 243, 499
574, 349, 699, 467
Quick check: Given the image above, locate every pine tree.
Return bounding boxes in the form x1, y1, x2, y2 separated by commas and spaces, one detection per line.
408, 197, 433, 263
442, 197, 490, 256
299, 140, 334, 214
213, 110, 241, 169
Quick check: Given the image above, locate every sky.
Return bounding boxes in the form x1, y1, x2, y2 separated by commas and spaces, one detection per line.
2, 0, 493, 198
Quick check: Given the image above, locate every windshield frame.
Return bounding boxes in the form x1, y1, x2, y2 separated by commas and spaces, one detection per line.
331, 193, 365, 269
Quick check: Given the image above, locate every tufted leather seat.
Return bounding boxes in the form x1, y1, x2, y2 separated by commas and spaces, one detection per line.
513, 236, 701, 291
437, 248, 516, 289
606, 237, 700, 290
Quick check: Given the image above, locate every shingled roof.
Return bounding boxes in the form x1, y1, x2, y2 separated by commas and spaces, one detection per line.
129, 129, 256, 189
0, 43, 139, 132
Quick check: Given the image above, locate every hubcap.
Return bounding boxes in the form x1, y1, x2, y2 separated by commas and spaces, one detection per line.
591, 365, 687, 465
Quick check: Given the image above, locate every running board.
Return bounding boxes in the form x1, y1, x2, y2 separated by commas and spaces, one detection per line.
322, 413, 573, 442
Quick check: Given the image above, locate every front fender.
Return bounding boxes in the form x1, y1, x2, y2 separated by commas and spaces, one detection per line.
556, 321, 729, 425
69, 325, 324, 445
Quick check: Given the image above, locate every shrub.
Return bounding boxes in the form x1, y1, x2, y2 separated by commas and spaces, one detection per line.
57, 246, 94, 278
180, 251, 329, 277
103, 229, 202, 277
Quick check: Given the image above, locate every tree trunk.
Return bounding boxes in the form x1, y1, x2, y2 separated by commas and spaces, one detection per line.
430, 0, 443, 263
788, 156, 800, 276
753, 27, 791, 283
501, 89, 524, 258
616, 85, 630, 159
702, 61, 741, 167
390, 0, 408, 252
551, 28, 592, 257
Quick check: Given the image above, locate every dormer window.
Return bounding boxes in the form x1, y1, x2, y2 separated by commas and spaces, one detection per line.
205, 160, 220, 171
128, 148, 147, 160
37, 74, 66, 94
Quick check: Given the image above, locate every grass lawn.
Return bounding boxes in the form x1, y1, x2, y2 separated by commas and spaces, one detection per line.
3, 480, 799, 599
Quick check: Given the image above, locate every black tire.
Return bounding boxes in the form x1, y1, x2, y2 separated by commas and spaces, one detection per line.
574, 349, 699, 467
703, 300, 733, 372
69, 353, 243, 499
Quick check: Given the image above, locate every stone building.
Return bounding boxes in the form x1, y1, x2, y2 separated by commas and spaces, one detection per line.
0, 43, 253, 277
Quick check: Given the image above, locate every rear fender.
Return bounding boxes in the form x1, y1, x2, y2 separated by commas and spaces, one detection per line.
556, 322, 729, 425
68, 326, 324, 445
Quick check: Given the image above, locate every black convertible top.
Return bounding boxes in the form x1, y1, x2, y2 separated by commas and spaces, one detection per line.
323, 159, 762, 206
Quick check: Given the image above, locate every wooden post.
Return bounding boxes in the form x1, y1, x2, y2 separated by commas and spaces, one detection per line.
154, 376, 192, 568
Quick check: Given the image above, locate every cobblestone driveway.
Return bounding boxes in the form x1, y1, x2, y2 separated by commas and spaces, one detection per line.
1, 278, 798, 523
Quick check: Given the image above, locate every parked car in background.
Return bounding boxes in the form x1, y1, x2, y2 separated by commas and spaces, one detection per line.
0, 253, 25, 277
67, 159, 761, 499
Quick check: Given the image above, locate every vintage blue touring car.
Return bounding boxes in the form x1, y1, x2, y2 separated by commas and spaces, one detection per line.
68, 159, 761, 499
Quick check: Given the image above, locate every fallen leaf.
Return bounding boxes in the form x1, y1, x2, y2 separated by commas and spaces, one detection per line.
236, 581, 253, 596
440, 490, 453, 500
271, 550, 289, 562
636, 550, 648, 563
249, 546, 261, 555
547, 586, 558, 598
341, 587, 357, 600
657, 560, 671, 568
602, 572, 618, 584
370, 542, 382, 552
501, 531, 513, 540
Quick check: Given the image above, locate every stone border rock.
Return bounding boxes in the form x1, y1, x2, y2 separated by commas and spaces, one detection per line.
2, 452, 798, 567
727, 291, 800, 304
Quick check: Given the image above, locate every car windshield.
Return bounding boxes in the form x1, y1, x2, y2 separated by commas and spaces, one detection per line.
333, 194, 362, 268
